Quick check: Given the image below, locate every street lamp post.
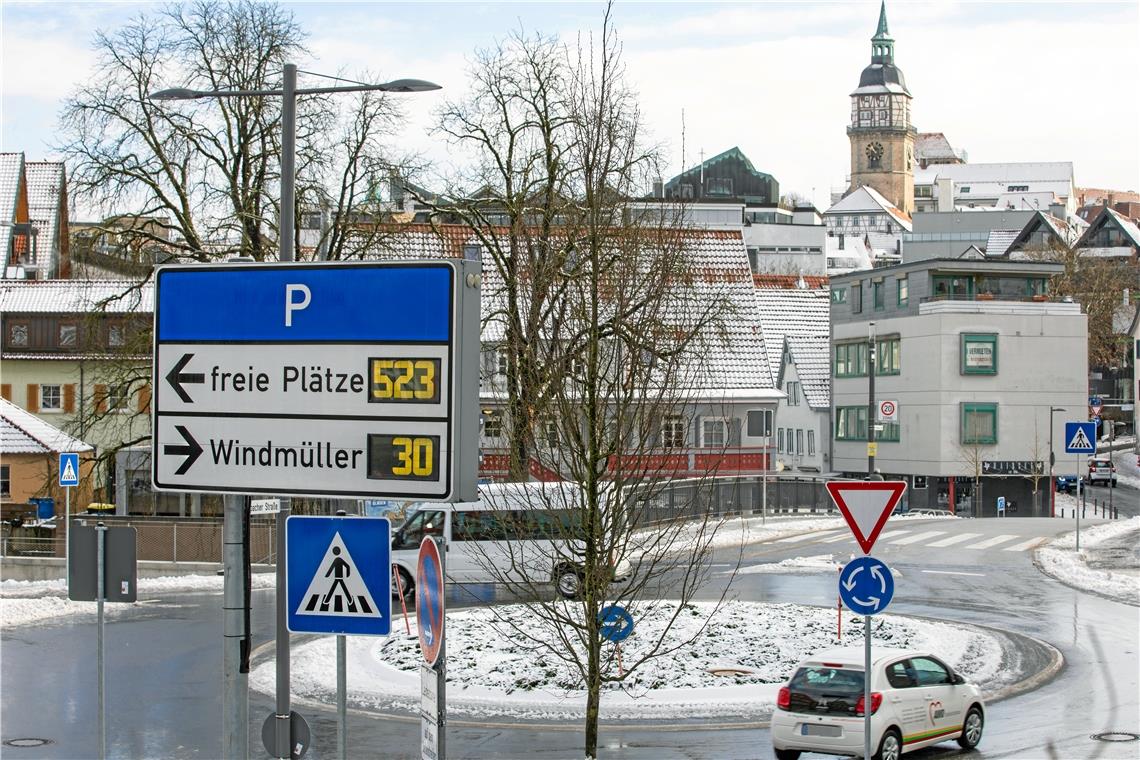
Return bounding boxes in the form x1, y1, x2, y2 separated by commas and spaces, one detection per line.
150, 64, 439, 760
1048, 406, 1066, 518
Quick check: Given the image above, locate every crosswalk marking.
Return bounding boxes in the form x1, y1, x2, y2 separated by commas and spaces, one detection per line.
889, 530, 946, 545
821, 532, 857, 543
1002, 537, 1046, 552
965, 534, 1019, 550
926, 533, 983, 548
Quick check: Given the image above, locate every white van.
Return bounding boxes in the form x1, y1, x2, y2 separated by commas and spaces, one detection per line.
390, 482, 629, 600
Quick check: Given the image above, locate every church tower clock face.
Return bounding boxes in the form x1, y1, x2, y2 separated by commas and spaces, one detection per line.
866, 141, 884, 166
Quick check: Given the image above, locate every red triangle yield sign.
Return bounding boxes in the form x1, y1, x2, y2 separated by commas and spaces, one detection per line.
826, 481, 908, 554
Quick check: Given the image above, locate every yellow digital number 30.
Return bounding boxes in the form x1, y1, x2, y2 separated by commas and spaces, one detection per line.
392, 437, 433, 477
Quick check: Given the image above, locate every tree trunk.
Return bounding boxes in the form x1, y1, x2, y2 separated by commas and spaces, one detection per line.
584, 624, 602, 758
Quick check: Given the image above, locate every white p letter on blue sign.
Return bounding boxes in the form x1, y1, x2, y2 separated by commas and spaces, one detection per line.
285, 284, 311, 327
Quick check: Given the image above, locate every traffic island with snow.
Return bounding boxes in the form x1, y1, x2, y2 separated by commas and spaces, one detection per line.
250, 600, 1050, 723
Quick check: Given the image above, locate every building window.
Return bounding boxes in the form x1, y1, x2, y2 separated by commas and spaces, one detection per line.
835, 342, 868, 377
1007, 185, 1029, 192
877, 421, 901, 442
786, 381, 800, 406
872, 281, 885, 310
496, 350, 509, 377
961, 333, 998, 375
851, 282, 863, 313
662, 415, 686, 449
876, 337, 901, 375
777, 428, 785, 453
542, 419, 559, 446
807, 430, 816, 456
107, 384, 131, 414
40, 384, 63, 412
0, 464, 9, 497
835, 407, 868, 441
108, 324, 126, 348
482, 412, 503, 438
59, 324, 77, 347
706, 177, 732, 196
10, 323, 28, 347
960, 186, 971, 194
701, 418, 727, 447
831, 287, 847, 304
897, 277, 908, 306
796, 429, 804, 455
961, 403, 998, 444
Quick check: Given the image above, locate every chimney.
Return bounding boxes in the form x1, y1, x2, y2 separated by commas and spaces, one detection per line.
652, 178, 664, 198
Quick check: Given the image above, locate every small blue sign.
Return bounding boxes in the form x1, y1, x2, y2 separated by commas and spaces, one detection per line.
997, 496, 1006, 514
839, 556, 894, 616
286, 516, 391, 636
1064, 421, 1097, 455
1089, 396, 1103, 409
58, 453, 80, 487
598, 605, 635, 643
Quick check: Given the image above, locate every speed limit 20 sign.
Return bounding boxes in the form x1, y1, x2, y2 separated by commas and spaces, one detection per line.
878, 400, 898, 422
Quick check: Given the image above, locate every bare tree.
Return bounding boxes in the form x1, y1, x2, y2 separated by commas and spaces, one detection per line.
439, 7, 746, 756
58, 0, 409, 264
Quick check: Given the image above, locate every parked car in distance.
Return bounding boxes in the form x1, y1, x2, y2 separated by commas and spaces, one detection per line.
771, 647, 985, 760
1086, 457, 1117, 487
1055, 475, 1083, 493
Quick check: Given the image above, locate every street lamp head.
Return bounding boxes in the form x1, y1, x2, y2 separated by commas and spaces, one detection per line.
377, 78, 441, 93
148, 88, 203, 101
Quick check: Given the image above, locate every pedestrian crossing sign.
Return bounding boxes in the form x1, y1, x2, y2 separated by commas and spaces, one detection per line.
1064, 421, 1096, 455
59, 452, 80, 487
286, 515, 391, 636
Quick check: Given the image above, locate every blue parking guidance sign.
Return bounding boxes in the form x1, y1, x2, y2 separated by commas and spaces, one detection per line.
286, 516, 391, 636
1064, 421, 1096, 455
59, 452, 80, 487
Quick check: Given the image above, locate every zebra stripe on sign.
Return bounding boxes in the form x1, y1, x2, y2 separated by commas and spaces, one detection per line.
295, 532, 381, 618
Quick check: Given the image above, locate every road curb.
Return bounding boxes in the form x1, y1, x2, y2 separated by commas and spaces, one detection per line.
248, 609, 1064, 731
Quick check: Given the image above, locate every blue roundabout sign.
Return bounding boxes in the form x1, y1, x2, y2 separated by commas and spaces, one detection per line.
838, 556, 894, 616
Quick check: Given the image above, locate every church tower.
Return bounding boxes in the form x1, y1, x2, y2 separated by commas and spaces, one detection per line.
848, 1, 915, 214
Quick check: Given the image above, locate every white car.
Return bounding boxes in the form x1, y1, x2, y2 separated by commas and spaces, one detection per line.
771, 647, 985, 760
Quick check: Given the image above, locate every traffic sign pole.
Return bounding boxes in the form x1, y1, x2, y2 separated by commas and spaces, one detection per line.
96, 523, 106, 760
222, 493, 248, 760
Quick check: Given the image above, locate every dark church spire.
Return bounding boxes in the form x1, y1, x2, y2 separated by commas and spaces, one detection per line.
871, 1, 895, 65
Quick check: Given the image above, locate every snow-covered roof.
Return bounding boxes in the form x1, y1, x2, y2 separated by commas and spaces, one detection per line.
984, 229, 1020, 257
0, 279, 154, 314
915, 161, 1074, 185
825, 186, 912, 231
1075, 206, 1140, 251
753, 285, 830, 409
361, 224, 776, 397
992, 192, 1059, 211
914, 133, 959, 162
24, 161, 66, 272
0, 153, 23, 268
0, 398, 93, 454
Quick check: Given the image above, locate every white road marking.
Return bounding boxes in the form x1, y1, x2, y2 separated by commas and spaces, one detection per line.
889, 530, 945, 545
1002, 537, 1046, 552
925, 533, 983, 548
821, 532, 857, 543
922, 570, 986, 577
776, 531, 840, 543
965, 534, 1019, 550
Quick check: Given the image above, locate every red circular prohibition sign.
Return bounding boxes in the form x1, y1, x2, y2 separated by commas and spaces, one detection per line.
416, 536, 445, 666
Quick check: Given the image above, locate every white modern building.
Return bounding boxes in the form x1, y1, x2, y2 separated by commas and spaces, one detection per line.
828, 257, 1087, 516
913, 161, 1077, 219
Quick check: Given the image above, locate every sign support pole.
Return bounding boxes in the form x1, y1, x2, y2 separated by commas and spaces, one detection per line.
96, 522, 107, 760
436, 538, 447, 760
275, 497, 291, 760
1076, 454, 1081, 552
864, 611, 871, 760
335, 509, 347, 760
65, 485, 71, 580
222, 493, 248, 760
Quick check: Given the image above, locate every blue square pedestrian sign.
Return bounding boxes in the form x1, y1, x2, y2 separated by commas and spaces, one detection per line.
286, 516, 391, 636
1064, 421, 1096, 455
59, 453, 80, 487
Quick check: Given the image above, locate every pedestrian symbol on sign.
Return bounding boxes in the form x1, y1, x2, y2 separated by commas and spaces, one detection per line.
1064, 422, 1096, 455
295, 532, 380, 618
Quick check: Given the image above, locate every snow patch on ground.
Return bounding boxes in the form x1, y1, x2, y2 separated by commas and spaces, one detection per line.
727, 555, 841, 575
257, 600, 1008, 721
1035, 517, 1140, 605
0, 573, 276, 627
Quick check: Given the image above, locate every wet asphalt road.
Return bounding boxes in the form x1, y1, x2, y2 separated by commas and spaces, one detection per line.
2, 513, 1138, 759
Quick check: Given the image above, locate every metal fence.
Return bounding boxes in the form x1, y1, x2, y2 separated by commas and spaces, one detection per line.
630, 474, 837, 526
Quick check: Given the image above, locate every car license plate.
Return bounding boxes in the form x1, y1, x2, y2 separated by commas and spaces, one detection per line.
802, 724, 842, 737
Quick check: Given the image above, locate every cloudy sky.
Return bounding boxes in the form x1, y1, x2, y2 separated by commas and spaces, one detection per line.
2, 1, 1137, 212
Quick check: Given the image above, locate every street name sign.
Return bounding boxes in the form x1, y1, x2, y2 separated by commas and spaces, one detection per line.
825, 480, 907, 554
286, 515, 391, 636
152, 261, 480, 500
838, 556, 894, 615
1064, 421, 1096, 455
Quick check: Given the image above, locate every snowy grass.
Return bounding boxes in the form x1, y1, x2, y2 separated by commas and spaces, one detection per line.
259, 600, 1007, 721
1035, 517, 1140, 605
727, 554, 841, 575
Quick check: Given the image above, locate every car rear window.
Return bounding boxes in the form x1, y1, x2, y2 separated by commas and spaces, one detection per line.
786, 666, 866, 714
